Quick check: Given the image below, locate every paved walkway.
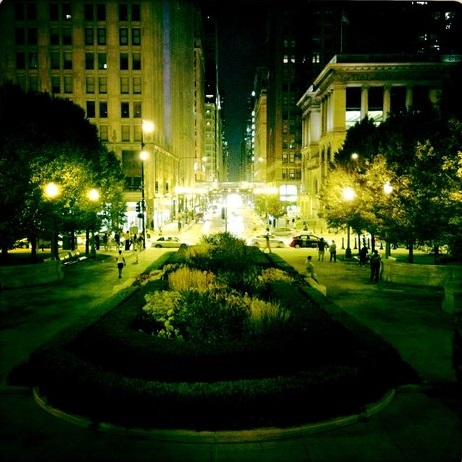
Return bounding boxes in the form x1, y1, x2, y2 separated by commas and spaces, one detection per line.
0, 243, 461, 462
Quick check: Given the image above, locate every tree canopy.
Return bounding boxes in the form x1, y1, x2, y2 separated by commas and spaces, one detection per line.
320, 108, 462, 262
0, 83, 126, 259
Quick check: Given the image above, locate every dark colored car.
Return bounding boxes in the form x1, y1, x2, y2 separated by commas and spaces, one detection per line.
289, 234, 321, 248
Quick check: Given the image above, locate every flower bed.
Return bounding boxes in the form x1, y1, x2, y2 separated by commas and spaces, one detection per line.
17, 233, 419, 431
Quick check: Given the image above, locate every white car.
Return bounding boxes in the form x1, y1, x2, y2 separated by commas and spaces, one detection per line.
151, 236, 190, 248
247, 234, 286, 249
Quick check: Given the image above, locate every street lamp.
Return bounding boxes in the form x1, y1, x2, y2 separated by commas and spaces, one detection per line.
342, 186, 356, 259
87, 188, 100, 258
383, 181, 393, 258
140, 120, 154, 249
44, 182, 61, 260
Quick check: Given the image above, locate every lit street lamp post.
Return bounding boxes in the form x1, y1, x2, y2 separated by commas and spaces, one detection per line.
140, 120, 154, 249
88, 188, 100, 258
342, 186, 356, 259
44, 182, 60, 261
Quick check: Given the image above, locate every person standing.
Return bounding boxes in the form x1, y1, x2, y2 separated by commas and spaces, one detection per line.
124, 231, 131, 251
306, 255, 319, 283
116, 250, 126, 278
329, 240, 337, 262
370, 249, 381, 283
359, 244, 369, 266
317, 237, 326, 261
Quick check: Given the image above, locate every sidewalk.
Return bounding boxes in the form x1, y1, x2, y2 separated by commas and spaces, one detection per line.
0, 246, 461, 462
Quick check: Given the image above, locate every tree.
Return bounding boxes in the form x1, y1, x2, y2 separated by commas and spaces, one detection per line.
0, 84, 126, 261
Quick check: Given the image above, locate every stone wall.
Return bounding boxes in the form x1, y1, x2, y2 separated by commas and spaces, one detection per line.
0, 260, 63, 289
382, 259, 462, 314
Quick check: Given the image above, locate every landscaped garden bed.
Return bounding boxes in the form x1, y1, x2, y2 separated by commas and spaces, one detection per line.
14, 233, 419, 431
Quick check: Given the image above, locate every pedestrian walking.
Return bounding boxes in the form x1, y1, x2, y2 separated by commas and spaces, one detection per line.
317, 237, 326, 261
329, 240, 337, 262
116, 250, 126, 278
370, 249, 381, 283
264, 228, 272, 253
124, 231, 131, 251
306, 255, 319, 283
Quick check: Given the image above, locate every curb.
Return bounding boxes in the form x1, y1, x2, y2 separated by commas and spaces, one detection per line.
33, 387, 396, 444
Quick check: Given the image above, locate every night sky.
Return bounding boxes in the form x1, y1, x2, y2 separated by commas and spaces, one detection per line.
201, 0, 267, 179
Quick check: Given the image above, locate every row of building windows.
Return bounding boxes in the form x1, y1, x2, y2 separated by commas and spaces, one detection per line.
15, 27, 141, 47
14, 3, 141, 23
16, 51, 143, 71
86, 101, 143, 119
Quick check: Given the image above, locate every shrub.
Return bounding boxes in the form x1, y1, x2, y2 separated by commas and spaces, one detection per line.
167, 266, 215, 292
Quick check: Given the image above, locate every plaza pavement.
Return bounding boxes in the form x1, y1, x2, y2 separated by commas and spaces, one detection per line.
0, 226, 461, 462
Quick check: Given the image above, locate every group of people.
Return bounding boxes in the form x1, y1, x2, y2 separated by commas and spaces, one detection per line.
306, 239, 382, 284
316, 237, 337, 262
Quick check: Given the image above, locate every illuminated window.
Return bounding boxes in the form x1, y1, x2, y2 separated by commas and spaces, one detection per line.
97, 28, 106, 45
120, 77, 129, 94
98, 77, 107, 94
86, 77, 95, 94
119, 28, 128, 45
85, 28, 94, 45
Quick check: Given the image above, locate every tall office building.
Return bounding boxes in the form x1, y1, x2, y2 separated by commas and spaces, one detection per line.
0, 0, 207, 231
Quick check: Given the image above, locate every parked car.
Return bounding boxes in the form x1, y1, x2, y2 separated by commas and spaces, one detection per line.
289, 234, 321, 248
247, 234, 286, 248
151, 236, 190, 248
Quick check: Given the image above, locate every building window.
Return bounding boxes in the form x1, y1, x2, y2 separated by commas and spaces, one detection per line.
27, 3, 37, 20
121, 102, 130, 118
119, 28, 128, 46
390, 86, 406, 114
50, 3, 59, 21
119, 4, 128, 21
62, 28, 72, 46
15, 28, 25, 45
97, 28, 106, 45
99, 101, 108, 118
29, 53, 38, 69
84, 4, 93, 21
85, 52, 94, 70
62, 3, 72, 20
132, 28, 141, 45
121, 125, 130, 141
28, 28, 37, 45
99, 125, 108, 141
51, 52, 60, 69
50, 28, 60, 45
132, 4, 141, 21
133, 77, 141, 94
97, 53, 107, 70
85, 28, 94, 45
133, 102, 142, 118
14, 4, 25, 21
29, 76, 38, 92
51, 76, 60, 94
86, 77, 95, 94
132, 53, 141, 70
86, 101, 96, 118
63, 52, 72, 69
120, 53, 129, 70
98, 77, 107, 94
96, 4, 106, 21
120, 77, 129, 94
64, 76, 73, 94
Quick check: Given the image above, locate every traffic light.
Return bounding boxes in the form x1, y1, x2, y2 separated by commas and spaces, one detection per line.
135, 201, 141, 213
